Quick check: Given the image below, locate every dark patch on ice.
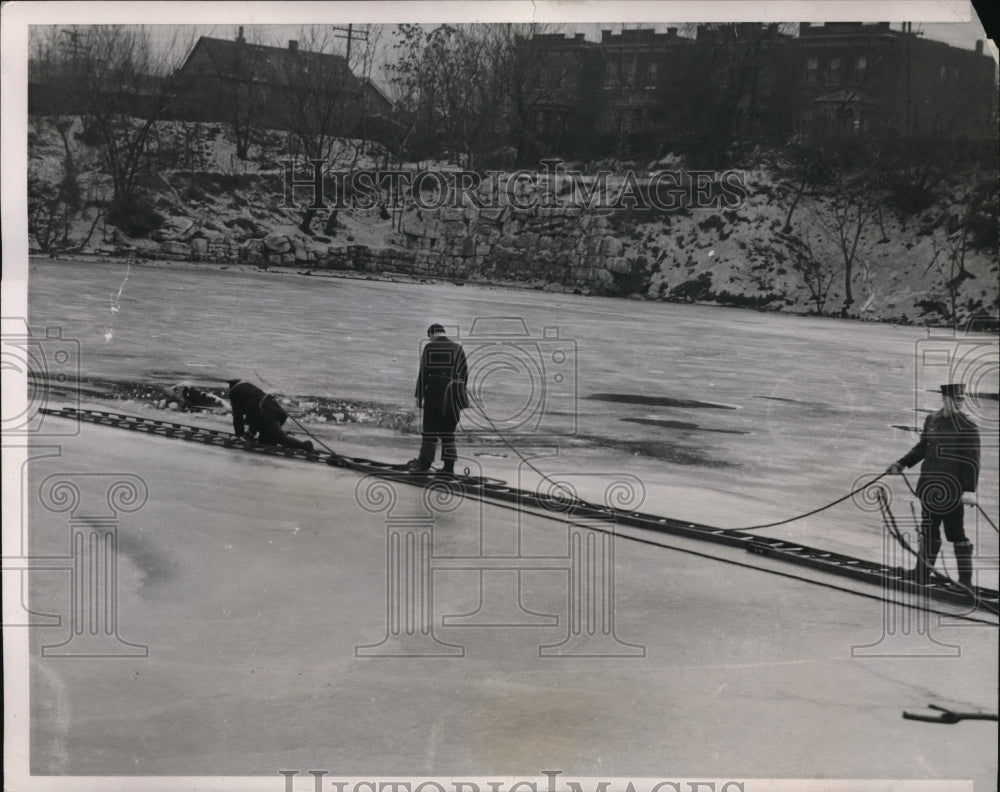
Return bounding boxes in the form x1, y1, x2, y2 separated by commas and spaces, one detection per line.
892, 424, 921, 433
116, 529, 179, 589
587, 393, 737, 410
622, 417, 750, 435
757, 395, 830, 409
574, 433, 735, 468
63, 376, 419, 432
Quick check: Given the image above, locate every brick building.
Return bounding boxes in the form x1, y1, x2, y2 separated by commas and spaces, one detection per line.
523, 22, 995, 159
793, 22, 996, 139
517, 32, 603, 161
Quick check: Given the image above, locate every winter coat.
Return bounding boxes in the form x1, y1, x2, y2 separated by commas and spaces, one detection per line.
896, 409, 980, 502
228, 381, 288, 437
415, 335, 469, 432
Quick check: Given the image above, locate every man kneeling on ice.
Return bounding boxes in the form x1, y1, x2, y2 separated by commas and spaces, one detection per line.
226, 379, 315, 453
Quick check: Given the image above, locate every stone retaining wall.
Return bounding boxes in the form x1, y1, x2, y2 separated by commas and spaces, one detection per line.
151, 204, 641, 296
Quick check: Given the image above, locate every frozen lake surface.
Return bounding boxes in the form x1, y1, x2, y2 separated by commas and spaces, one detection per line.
27, 258, 1000, 575
13, 257, 999, 785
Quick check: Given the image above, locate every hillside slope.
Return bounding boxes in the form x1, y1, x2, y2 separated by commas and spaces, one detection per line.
28, 116, 999, 326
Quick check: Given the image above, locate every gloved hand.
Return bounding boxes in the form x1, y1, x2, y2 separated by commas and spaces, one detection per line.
961, 492, 977, 506
886, 463, 903, 475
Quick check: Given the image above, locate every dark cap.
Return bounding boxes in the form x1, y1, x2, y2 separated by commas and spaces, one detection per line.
940, 383, 966, 398
427, 323, 446, 337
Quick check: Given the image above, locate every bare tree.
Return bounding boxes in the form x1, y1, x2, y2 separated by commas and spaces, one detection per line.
388, 24, 508, 170
676, 23, 792, 167
275, 26, 363, 163
271, 26, 392, 235
493, 23, 570, 165
224, 29, 269, 161
789, 230, 839, 314
74, 26, 191, 207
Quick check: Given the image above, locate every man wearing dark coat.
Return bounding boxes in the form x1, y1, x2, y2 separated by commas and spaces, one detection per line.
888, 383, 980, 586
226, 379, 314, 452
409, 323, 469, 474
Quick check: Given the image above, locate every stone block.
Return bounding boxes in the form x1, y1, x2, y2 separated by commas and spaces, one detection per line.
440, 207, 465, 222
515, 232, 540, 250
442, 220, 466, 238
606, 257, 632, 274
160, 240, 192, 257
263, 234, 292, 254
457, 237, 478, 257
479, 207, 508, 223
600, 237, 623, 256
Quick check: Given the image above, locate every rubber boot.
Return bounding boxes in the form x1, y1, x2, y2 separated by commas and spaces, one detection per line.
440, 460, 455, 475
910, 534, 941, 584
954, 542, 974, 588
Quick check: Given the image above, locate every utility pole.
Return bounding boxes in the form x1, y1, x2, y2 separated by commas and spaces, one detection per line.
333, 24, 369, 69
333, 24, 372, 154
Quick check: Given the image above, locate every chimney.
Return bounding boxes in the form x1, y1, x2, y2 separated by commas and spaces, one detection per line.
236, 26, 245, 44
288, 39, 298, 52
975, 39, 983, 54
667, 27, 677, 37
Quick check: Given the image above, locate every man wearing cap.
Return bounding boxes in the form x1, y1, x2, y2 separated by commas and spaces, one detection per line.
887, 383, 980, 586
227, 379, 315, 453
409, 324, 469, 474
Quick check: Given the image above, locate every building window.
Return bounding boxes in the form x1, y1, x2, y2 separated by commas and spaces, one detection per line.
623, 61, 635, 86
939, 65, 948, 81
536, 110, 546, 135
604, 62, 617, 87
826, 57, 843, 84
854, 55, 867, 83
806, 56, 818, 85
646, 61, 657, 87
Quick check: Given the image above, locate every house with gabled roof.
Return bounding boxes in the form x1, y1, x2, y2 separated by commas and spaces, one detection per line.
172, 28, 392, 144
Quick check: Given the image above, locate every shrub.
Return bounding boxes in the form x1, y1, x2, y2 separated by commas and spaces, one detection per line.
108, 194, 164, 237
669, 271, 713, 302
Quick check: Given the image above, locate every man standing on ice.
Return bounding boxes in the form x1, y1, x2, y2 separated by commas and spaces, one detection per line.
226, 379, 315, 453
409, 323, 469, 474
887, 383, 980, 586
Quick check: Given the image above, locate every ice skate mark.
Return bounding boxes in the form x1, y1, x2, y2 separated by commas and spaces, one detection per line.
622, 417, 749, 435
587, 393, 737, 410
104, 258, 131, 342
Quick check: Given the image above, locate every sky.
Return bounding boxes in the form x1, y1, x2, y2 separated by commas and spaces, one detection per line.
13, 3, 999, 93
155, 19, 991, 52
122, 16, 995, 89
